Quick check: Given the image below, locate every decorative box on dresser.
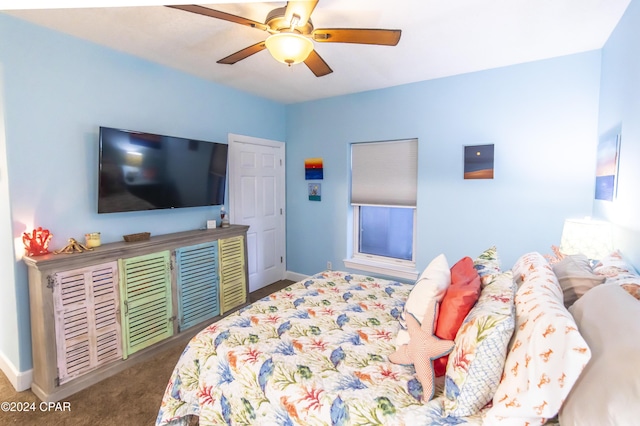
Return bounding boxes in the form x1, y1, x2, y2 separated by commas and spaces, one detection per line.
24, 225, 249, 402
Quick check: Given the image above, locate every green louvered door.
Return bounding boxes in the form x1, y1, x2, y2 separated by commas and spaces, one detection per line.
118, 251, 173, 358
53, 261, 122, 384
176, 242, 220, 330
218, 236, 247, 314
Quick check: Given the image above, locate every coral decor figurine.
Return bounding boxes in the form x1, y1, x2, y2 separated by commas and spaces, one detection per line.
54, 238, 93, 254
22, 227, 53, 257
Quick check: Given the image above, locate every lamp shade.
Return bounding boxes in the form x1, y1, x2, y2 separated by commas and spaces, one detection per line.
559, 218, 613, 260
265, 32, 314, 65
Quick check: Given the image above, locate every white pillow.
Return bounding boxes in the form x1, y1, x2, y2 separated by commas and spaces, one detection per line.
561, 284, 640, 426
396, 254, 450, 346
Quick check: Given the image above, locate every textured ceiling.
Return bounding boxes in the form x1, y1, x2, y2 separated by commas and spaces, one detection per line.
2, 0, 631, 104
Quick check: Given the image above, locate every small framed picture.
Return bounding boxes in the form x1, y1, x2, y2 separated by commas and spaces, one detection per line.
308, 183, 321, 201
305, 158, 324, 180
595, 134, 620, 201
464, 144, 494, 179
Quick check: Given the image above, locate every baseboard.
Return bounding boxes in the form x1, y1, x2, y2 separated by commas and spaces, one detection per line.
285, 270, 309, 283
0, 351, 32, 392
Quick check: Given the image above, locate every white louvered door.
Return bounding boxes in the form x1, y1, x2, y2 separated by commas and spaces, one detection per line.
53, 262, 122, 385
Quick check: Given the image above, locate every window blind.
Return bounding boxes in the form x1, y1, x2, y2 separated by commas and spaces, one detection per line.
351, 139, 418, 206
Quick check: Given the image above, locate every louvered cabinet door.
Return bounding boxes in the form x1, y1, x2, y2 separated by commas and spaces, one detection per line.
53, 261, 122, 385
176, 242, 220, 330
218, 236, 247, 314
118, 251, 173, 358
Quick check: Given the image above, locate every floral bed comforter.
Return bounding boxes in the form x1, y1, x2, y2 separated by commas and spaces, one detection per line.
156, 271, 485, 426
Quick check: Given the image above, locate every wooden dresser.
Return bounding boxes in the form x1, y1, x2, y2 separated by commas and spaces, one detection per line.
24, 225, 249, 402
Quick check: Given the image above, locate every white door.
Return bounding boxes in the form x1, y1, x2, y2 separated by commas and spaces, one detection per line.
228, 134, 285, 292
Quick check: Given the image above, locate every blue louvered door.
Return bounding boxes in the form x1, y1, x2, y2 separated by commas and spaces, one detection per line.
176, 241, 220, 330
118, 251, 173, 358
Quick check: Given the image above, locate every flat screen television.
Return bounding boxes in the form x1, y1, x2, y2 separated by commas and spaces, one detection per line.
98, 126, 228, 214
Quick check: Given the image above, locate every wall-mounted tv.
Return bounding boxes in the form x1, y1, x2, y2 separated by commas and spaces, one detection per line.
98, 126, 228, 214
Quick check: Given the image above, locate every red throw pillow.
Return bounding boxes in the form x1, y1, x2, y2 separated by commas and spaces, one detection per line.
433, 257, 482, 376
450, 256, 478, 287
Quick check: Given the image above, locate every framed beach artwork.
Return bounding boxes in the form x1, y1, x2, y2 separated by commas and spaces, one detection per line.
595, 134, 621, 201
464, 144, 494, 179
305, 157, 324, 180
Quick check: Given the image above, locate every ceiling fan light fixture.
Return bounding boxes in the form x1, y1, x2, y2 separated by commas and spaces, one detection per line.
265, 32, 314, 66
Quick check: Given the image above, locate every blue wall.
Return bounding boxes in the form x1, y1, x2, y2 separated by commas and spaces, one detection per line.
285, 51, 602, 277
0, 14, 286, 372
596, 0, 640, 266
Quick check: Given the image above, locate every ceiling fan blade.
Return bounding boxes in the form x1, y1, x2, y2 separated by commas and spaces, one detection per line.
284, 0, 319, 27
304, 50, 333, 77
217, 41, 267, 65
166, 4, 268, 31
312, 28, 401, 46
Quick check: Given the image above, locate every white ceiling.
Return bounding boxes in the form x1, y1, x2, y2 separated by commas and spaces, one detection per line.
2, 0, 631, 104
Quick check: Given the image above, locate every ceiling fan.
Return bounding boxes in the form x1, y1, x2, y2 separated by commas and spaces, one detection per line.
166, 1, 402, 77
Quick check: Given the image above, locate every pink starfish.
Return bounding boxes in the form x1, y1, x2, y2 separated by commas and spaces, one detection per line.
389, 301, 454, 401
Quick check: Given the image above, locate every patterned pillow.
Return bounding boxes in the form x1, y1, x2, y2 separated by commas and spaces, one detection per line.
543, 244, 566, 265
473, 246, 501, 287
396, 254, 451, 346
442, 271, 516, 417
593, 250, 640, 286
552, 254, 605, 308
484, 252, 591, 425
622, 284, 640, 300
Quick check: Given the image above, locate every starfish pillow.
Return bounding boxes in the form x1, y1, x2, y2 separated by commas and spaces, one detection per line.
389, 301, 454, 401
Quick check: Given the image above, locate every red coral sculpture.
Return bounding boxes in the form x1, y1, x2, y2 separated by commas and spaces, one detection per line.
22, 227, 52, 256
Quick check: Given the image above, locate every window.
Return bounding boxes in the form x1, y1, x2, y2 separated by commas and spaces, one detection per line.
345, 139, 418, 280
358, 206, 414, 260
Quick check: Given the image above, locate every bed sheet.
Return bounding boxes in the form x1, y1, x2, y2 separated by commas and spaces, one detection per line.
156, 271, 486, 426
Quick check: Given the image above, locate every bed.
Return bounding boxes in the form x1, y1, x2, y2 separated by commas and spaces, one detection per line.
156, 270, 482, 425
157, 248, 602, 426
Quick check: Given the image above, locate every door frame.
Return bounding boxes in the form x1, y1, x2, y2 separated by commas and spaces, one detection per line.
227, 133, 286, 287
